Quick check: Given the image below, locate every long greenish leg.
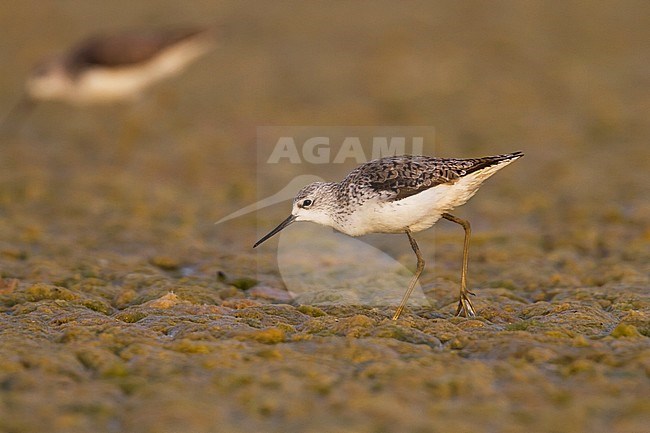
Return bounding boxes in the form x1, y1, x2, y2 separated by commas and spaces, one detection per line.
442, 213, 476, 317
392, 229, 425, 320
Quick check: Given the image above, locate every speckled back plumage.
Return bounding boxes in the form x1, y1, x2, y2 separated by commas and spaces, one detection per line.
337, 152, 523, 205
65, 28, 209, 74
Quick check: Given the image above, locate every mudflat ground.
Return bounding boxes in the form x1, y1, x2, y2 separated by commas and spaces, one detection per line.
0, 2, 648, 432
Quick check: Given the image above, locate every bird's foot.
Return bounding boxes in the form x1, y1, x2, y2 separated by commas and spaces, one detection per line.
455, 290, 476, 317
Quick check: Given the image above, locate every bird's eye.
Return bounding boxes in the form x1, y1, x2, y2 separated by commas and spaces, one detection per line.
302, 199, 313, 207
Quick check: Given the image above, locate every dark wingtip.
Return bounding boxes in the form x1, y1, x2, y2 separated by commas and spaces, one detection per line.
503, 151, 524, 160
464, 151, 524, 175
497, 151, 524, 163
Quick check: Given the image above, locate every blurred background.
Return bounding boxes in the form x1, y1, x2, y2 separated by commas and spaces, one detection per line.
1, 0, 647, 255
0, 1, 648, 432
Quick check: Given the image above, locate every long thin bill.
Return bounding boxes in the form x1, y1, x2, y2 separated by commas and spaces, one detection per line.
253, 214, 297, 248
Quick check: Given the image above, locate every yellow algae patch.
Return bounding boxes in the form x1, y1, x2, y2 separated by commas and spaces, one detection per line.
171, 339, 212, 354
610, 323, 642, 338
221, 299, 261, 309
297, 305, 327, 317
149, 255, 181, 271
332, 314, 376, 337
113, 288, 137, 308
143, 292, 187, 309
25, 283, 78, 302
244, 327, 286, 344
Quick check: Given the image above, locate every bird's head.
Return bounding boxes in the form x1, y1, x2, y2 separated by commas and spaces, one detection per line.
254, 182, 336, 248
25, 57, 72, 101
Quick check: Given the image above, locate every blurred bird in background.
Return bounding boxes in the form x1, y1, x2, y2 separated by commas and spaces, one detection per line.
2, 25, 219, 132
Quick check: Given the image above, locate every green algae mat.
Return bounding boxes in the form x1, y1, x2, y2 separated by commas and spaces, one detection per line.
1, 2, 648, 432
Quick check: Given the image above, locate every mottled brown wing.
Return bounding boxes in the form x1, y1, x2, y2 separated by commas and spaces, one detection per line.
355, 153, 522, 201
364, 157, 466, 201
67, 28, 204, 70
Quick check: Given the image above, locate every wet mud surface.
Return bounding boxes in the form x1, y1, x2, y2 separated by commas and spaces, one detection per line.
1, 2, 649, 432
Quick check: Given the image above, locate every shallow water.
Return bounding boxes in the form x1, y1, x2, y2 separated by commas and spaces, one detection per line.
1, 1, 649, 432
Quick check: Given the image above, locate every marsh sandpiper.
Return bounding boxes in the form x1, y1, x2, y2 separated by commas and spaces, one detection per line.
2, 26, 217, 130
254, 151, 524, 320
26, 26, 217, 104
